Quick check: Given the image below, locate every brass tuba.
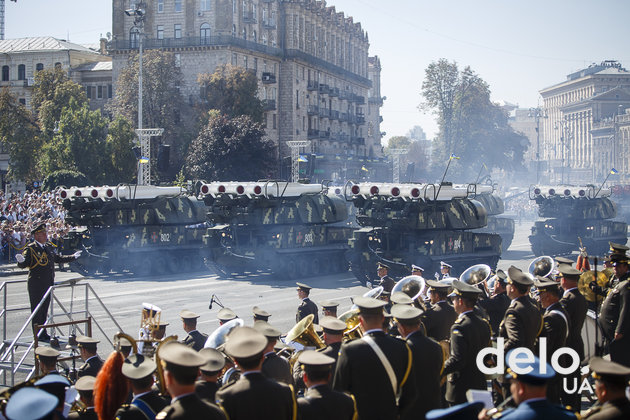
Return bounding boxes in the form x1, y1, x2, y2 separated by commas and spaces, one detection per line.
154, 335, 178, 396
528, 256, 555, 278
459, 264, 491, 286
285, 314, 325, 349
338, 309, 362, 341
204, 318, 244, 349
391, 275, 426, 301
578, 269, 611, 303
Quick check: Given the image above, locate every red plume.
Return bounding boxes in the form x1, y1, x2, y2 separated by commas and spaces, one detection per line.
94, 351, 129, 420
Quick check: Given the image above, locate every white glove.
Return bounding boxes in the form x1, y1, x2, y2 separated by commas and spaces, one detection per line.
366, 281, 372, 289
72, 251, 82, 259
15, 254, 25, 263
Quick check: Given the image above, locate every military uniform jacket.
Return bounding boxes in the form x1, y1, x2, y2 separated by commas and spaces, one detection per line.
116, 391, 170, 420
406, 330, 443, 418
499, 296, 542, 353
599, 273, 630, 340
538, 302, 569, 357
442, 311, 491, 405
195, 380, 220, 405
155, 393, 225, 420
78, 356, 103, 379
318, 341, 342, 381
499, 398, 578, 420
68, 407, 97, 420
262, 352, 293, 385
297, 298, 319, 324
216, 371, 296, 420
332, 330, 417, 420
182, 330, 208, 352
478, 292, 511, 335
18, 241, 75, 302
560, 288, 587, 361
421, 300, 457, 341
377, 275, 395, 293
297, 385, 357, 420
583, 398, 630, 420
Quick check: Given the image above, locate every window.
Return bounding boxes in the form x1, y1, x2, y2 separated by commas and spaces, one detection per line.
130, 28, 140, 48
17, 64, 26, 80
296, 89, 299, 108
242, 28, 246, 40
108, 84, 113, 98
18, 98, 25, 105
200, 0, 211, 11
174, 24, 182, 39
232, 53, 237, 65
262, 33, 267, 45
253, 57, 257, 71
1, 65, 8, 81
273, 114, 277, 129
200, 23, 211, 44
157, 0, 164, 13
233, 0, 237, 13
86, 85, 92, 99
252, 30, 256, 43
232, 24, 236, 37
175, 0, 182, 12
174, 53, 181, 67
157, 25, 164, 40
36, 63, 44, 72
244, 56, 248, 69
97, 85, 103, 99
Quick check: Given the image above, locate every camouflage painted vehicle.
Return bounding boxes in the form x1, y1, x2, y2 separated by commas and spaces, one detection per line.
528, 185, 628, 256
471, 188, 515, 251
60, 185, 208, 276
345, 182, 503, 284
200, 181, 354, 279
612, 184, 630, 225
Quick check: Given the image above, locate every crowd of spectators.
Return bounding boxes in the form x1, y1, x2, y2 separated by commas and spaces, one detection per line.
505, 193, 539, 222
0, 190, 69, 263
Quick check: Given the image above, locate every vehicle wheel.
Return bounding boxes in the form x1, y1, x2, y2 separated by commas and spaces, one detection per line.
310, 257, 322, 276
285, 260, 299, 280
151, 256, 167, 276
298, 257, 310, 278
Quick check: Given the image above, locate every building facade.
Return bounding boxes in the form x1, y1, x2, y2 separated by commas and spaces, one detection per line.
539, 60, 630, 184
110, 0, 385, 182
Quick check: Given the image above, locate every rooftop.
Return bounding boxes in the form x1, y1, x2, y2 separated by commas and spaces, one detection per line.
0, 36, 102, 54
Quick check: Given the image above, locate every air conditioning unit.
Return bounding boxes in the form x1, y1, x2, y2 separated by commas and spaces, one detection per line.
197, 11, 203, 17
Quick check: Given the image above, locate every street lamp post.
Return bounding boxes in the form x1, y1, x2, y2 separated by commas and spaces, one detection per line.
528, 107, 547, 184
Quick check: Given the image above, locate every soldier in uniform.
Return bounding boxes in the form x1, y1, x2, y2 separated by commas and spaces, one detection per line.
499, 266, 542, 353
478, 270, 511, 336
320, 300, 339, 318
195, 348, 225, 404
217, 308, 238, 325
557, 265, 588, 408
36, 346, 61, 376
16, 223, 81, 341
77, 336, 103, 379
115, 354, 169, 420
152, 322, 169, 341
333, 296, 417, 420
155, 342, 226, 420
442, 280, 491, 406
34, 374, 71, 419
69, 376, 97, 420
374, 263, 395, 293
180, 310, 208, 351
392, 304, 443, 418
253, 321, 293, 385
296, 283, 319, 324
534, 278, 568, 404
252, 306, 271, 323
422, 280, 457, 342
439, 261, 452, 280
583, 357, 630, 419
411, 264, 425, 278
215, 327, 297, 420
598, 252, 630, 367
5, 387, 58, 420
296, 351, 357, 420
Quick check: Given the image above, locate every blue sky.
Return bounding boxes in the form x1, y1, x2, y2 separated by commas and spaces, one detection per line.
6, 0, 630, 142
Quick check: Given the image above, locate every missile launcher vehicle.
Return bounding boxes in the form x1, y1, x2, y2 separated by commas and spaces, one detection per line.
468, 185, 515, 251
345, 182, 503, 284
60, 185, 208, 276
200, 181, 354, 279
528, 185, 628, 256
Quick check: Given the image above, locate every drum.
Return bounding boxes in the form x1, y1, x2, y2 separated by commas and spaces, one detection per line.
581, 309, 605, 360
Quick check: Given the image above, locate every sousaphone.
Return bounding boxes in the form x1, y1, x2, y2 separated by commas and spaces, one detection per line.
459, 264, 491, 286
528, 256, 555, 278
391, 275, 426, 301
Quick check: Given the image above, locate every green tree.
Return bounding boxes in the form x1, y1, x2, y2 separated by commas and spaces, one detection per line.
106, 116, 138, 183
185, 114, 277, 180
0, 88, 41, 182
384, 136, 411, 155
42, 169, 89, 191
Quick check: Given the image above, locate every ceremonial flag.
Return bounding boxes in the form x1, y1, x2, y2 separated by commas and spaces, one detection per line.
139, 157, 149, 163
298, 155, 308, 162
361, 166, 369, 172
611, 168, 619, 174
450, 153, 460, 160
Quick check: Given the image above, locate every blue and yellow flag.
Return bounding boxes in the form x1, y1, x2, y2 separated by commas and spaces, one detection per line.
139, 157, 149, 163
361, 166, 369, 172
611, 168, 619, 174
298, 155, 308, 162
450, 153, 460, 160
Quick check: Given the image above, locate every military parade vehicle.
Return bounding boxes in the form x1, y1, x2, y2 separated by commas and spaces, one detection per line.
344, 182, 503, 284
60, 185, 208, 276
468, 184, 515, 251
528, 185, 628, 256
199, 180, 354, 279
612, 184, 630, 225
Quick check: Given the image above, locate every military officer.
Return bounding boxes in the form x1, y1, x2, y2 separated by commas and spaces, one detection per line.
375, 262, 395, 293
35, 346, 61, 376
215, 327, 297, 420
534, 277, 568, 404
478, 270, 511, 336
499, 266, 542, 353
391, 292, 414, 305
195, 348, 225, 404
155, 342, 226, 420
296, 283, 319, 324
555, 256, 575, 268
411, 264, 425, 278
77, 336, 103, 379
253, 321, 293, 385
217, 308, 238, 325
152, 322, 169, 341
180, 310, 208, 351
16, 223, 81, 341
442, 280, 491, 406
333, 296, 417, 420
392, 304, 443, 418
439, 261, 452, 280
296, 351, 357, 420
583, 357, 630, 419
5, 388, 58, 420
320, 300, 339, 318
317, 316, 345, 371
426, 401, 485, 420
598, 252, 630, 367
69, 376, 97, 420
116, 354, 169, 420
422, 280, 457, 341
606, 243, 629, 289
252, 306, 271, 323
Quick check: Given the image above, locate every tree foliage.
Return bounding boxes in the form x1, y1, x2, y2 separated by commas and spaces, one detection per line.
42, 169, 89, 191
185, 114, 277, 181
106, 116, 138, 184
198, 64, 264, 123
421, 59, 529, 180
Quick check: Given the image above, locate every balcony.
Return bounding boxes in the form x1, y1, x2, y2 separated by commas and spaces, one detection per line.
262, 99, 276, 111
330, 87, 339, 97
338, 133, 349, 142
319, 108, 330, 118
307, 105, 319, 115
261, 72, 276, 83
339, 112, 348, 122
318, 83, 330, 95
262, 18, 276, 29
339, 90, 350, 100
307, 80, 319, 91
243, 11, 256, 23
308, 129, 320, 139
330, 110, 339, 120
